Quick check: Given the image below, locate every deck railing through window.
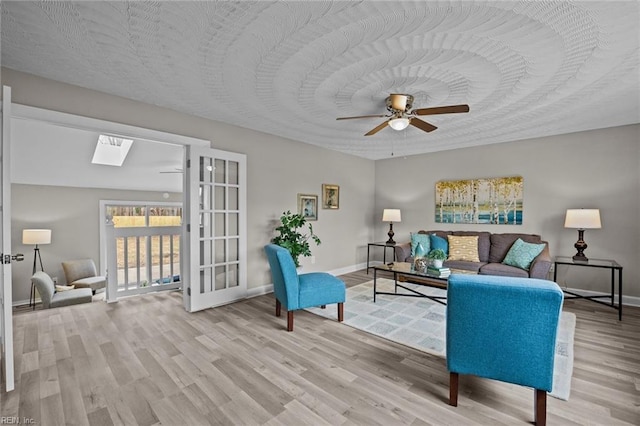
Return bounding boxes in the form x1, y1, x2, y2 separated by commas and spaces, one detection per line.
105, 223, 181, 302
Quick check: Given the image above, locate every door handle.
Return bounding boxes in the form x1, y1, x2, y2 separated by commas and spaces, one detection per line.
2, 253, 24, 264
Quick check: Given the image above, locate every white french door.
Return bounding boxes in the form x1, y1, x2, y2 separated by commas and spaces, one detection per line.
1, 86, 15, 392
184, 145, 247, 312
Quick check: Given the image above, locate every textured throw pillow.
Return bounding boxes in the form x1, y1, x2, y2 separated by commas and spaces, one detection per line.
447, 235, 480, 262
410, 233, 431, 257
429, 234, 448, 255
502, 238, 546, 270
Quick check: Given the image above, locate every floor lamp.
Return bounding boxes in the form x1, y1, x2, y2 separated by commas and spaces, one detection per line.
23, 229, 52, 309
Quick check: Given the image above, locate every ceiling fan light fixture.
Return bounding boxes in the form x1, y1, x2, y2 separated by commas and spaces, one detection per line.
388, 117, 410, 131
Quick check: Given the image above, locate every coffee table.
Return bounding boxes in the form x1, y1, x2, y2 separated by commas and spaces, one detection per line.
373, 262, 477, 305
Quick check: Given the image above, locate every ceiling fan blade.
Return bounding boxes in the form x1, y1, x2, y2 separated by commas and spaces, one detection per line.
365, 121, 390, 136
336, 114, 387, 120
412, 104, 470, 116
410, 117, 438, 133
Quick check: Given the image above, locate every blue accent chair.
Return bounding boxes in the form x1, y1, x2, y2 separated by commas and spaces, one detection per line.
446, 274, 563, 426
264, 244, 345, 331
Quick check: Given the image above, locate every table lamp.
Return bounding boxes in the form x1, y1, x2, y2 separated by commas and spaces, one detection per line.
382, 209, 401, 244
564, 209, 601, 261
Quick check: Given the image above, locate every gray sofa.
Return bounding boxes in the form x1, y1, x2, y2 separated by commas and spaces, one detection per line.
394, 230, 552, 279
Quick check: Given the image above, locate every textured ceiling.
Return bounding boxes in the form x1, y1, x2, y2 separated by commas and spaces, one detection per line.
2, 1, 639, 160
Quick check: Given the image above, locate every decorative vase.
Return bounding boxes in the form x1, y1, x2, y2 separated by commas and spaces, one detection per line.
414, 257, 428, 272
432, 259, 444, 268
415, 242, 427, 258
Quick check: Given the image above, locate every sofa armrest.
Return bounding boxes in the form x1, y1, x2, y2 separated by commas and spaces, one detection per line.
394, 242, 412, 262
529, 242, 552, 279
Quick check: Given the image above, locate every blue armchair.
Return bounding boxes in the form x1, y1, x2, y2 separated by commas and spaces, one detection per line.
264, 244, 345, 331
446, 274, 563, 426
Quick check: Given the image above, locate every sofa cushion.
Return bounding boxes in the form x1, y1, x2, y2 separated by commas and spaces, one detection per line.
489, 233, 542, 263
479, 262, 530, 278
447, 235, 480, 262
429, 234, 449, 255
444, 260, 485, 273
410, 232, 431, 257
502, 238, 547, 271
452, 231, 491, 262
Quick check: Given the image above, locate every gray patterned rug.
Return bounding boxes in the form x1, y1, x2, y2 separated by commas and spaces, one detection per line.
306, 278, 575, 401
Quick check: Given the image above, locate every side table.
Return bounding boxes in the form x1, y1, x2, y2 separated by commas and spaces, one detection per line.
366, 242, 397, 274
553, 256, 623, 320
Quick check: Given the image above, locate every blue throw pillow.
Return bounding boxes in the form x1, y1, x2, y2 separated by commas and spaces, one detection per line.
429, 234, 448, 255
502, 238, 546, 270
410, 233, 430, 257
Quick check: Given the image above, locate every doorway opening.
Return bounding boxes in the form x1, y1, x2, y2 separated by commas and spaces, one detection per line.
100, 201, 183, 301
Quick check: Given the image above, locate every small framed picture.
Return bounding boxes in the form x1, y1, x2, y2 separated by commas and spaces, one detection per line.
297, 194, 318, 221
322, 184, 339, 209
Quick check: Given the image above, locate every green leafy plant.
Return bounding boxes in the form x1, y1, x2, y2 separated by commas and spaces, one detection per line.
427, 248, 447, 260
272, 211, 321, 267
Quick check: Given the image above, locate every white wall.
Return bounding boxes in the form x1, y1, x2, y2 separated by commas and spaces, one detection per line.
2, 68, 377, 304
375, 124, 640, 297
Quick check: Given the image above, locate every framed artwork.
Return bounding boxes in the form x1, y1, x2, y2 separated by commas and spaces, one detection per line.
298, 194, 318, 221
435, 176, 523, 224
322, 184, 339, 209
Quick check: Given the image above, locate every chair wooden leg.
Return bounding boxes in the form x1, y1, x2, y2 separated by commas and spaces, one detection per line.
535, 389, 546, 426
338, 302, 344, 322
287, 311, 294, 332
275, 299, 281, 317
449, 372, 459, 406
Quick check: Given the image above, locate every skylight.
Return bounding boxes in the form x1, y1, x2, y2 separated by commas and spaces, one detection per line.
91, 134, 133, 166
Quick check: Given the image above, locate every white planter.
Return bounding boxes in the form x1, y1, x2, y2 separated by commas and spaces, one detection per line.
432, 259, 444, 268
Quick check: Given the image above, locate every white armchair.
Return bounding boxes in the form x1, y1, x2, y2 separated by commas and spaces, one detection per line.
61, 258, 106, 294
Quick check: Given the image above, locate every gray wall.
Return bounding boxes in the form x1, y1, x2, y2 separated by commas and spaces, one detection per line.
3, 68, 377, 304
375, 124, 640, 298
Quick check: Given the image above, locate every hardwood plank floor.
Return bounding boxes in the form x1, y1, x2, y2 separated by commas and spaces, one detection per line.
2, 269, 639, 425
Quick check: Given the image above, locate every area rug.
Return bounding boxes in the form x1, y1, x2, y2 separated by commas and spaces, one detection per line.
306, 278, 575, 400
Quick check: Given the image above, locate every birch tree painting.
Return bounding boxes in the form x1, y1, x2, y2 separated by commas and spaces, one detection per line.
435, 176, 523, 224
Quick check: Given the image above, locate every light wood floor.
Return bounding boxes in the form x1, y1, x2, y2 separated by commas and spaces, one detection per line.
2, 269, 639, 425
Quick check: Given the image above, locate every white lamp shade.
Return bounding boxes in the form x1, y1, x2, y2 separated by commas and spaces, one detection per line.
382, 209, 402, 222
22, 229, 52, 245
564, 209, 601, 229
388, 117, 410, 131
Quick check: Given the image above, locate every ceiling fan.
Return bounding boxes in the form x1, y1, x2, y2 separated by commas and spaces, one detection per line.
336, 94, 469, 136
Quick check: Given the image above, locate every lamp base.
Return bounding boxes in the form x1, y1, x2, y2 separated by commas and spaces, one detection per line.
386, 223, 396, 245
573, 229, 588, 262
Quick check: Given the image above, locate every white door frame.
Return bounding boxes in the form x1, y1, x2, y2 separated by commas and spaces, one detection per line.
1, 86, 15, 392
10, 104, 210, 279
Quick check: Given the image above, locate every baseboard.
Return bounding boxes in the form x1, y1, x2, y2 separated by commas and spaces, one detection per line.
328, 262, 368, 276
563, 286, 640, 308
13, 298, 37, 307
14, 270, 640, 309
247, 283, 273, 298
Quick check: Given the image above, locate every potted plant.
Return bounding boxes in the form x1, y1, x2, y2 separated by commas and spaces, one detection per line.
272, 211, 321, 268
427, 248, 447, 268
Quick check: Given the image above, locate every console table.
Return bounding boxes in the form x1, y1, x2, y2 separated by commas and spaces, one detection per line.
553, 256, 623, 320
366, 242, 397, 274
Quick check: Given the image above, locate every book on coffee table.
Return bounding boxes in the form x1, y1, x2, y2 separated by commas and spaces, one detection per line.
426, 266, 450, 277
